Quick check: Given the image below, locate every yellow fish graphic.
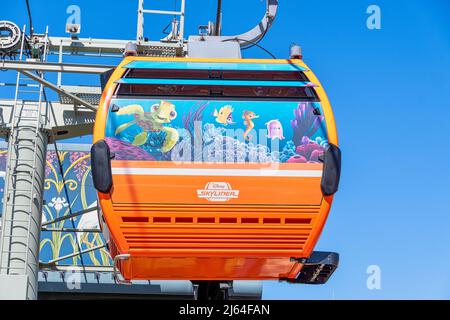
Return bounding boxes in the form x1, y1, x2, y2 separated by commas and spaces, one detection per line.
213, 105, 235, 126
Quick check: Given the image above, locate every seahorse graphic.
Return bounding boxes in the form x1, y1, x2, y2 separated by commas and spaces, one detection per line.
242, 110, 259, 141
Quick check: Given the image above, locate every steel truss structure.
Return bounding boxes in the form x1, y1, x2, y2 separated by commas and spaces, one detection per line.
0, 0, 279, 300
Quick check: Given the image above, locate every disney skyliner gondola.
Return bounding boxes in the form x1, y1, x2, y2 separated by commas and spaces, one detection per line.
91, 0, 341, 300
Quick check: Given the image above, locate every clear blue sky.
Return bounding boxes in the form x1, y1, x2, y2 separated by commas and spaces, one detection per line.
2, 0, 450, 299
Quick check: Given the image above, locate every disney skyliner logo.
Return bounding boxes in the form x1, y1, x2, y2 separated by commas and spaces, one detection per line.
197, 182, 240, 202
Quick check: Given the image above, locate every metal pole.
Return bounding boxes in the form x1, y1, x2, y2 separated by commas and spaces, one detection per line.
42, 206, 98, 226
179, 0, 186, 43
57, 40, 63, 87
0, 109, 49, 300
215, 0, 222, 36
137, 0, 144, 44
0, 60, 116, 74
0, 26, 50, 300
47, 244, 105, 264
41, 228, 102, 233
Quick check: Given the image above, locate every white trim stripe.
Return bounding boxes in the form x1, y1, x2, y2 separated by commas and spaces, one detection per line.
111, 167, 323, 178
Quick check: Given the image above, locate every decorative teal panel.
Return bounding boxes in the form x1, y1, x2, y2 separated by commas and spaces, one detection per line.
0, 143, 112, 267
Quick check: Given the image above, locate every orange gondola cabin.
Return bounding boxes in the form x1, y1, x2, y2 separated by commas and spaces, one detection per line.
91, 57, 341, 286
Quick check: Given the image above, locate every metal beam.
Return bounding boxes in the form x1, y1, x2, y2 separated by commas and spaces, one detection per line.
46, 244, 106, 264
0, 60, 115, 74
48, 36, 131, 54
39, 265, 114, 272
41, 206, 98, 227
38, 270, 200, 299
19, 71, 97, 111
0, 100, 96, 140
41, 228, 102, 233
46, 36, 185, 56
37, 270, 262, 300
142, 9, 183, 16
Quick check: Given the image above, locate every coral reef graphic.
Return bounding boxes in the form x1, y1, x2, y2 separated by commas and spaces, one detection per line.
281, 137, 327, 164
281, 103, 328, 163
203, 123, 225, 146
105, 137, 155, 161
280, 141, 297, 163
182, 101, 209, 137
296, 142, 326, 162
291, 103, 325, 147
202, 123, 279, 163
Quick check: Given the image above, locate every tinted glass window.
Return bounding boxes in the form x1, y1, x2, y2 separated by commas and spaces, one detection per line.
116, 83, 318, 100
125, 69, 309, 81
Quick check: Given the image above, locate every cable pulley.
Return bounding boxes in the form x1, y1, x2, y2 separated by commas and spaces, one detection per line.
0, 21, 22, 54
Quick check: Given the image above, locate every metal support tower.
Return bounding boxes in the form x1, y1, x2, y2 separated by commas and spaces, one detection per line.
0, 0, 278, 299
137, 0, 186, 45
0, 26, 50, 299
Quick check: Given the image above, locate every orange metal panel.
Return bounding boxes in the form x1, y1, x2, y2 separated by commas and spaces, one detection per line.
111, 174, 323, 205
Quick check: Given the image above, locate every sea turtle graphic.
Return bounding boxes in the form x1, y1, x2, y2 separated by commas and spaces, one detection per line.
114, 100, 179, 153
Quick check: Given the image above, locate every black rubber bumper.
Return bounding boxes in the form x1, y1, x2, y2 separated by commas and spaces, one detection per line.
91, 140, 113, 194
321, 144, 341, 196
